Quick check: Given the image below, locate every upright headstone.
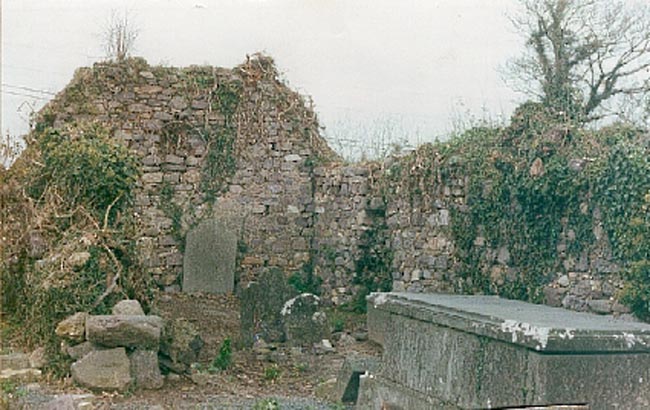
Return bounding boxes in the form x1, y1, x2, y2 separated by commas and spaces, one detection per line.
281, 293, 329, 346
182, 219, 236, 294
240, 267, 297, 347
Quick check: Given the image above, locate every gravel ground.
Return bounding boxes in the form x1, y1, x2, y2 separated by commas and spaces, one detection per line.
109, 395, 347, 409
12, 387, 350, 410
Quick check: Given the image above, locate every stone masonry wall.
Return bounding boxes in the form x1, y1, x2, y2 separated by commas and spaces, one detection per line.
42, 56, 335, 292
381, 150, 630, 317
312, 163, 382, 304
39, 56, 630, 316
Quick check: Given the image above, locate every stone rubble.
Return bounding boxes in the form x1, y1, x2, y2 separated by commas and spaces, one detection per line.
55, 299, 170, 392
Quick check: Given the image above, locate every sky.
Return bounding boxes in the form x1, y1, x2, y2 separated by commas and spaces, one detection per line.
2, 0, 524, 158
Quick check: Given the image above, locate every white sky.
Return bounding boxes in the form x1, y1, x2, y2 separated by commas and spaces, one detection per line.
2, 0, 525, 156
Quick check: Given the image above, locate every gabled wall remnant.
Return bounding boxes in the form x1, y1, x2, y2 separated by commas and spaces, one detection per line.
19, 55, 628, 315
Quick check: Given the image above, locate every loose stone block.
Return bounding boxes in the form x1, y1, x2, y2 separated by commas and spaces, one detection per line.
182, 218, 236, 294
334, 354, 380, 405
129, 349, 164, 389
112, 299, 145, 316
361, 292, 650, 410
65, 341, 100, 360
71, 348, 131, 392
55, 312, 88, 343
86, 315, 163, 349
159, 318, 204, 373
0, 353, 30, 371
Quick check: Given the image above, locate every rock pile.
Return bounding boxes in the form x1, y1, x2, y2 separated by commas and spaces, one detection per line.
56, 300, 166, 392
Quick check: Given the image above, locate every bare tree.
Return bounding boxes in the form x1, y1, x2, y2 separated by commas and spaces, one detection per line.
103, 10, 139, 62
1, 131, 22, 169
508, 0, 650, 122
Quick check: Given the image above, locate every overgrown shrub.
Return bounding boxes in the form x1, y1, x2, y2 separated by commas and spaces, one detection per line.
350, 226, 393, 313
209, 337, 232, 372
0, 122, 149, 374
31, 123, 138, 222
288, 259, 322, 296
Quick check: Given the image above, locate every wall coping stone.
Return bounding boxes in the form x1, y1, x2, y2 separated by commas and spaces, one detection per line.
368, 292, 650, 353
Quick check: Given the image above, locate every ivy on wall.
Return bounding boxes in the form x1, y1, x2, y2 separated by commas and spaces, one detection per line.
387, 101, 650, 319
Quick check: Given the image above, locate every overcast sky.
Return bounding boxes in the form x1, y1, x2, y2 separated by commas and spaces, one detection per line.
2, 0, 524, 157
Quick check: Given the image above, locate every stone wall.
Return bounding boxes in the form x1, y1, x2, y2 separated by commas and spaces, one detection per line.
312, 163, 381, 304
380, 149, 629, 316
38, 55, 630, 316
42, 56, 335, 292
384, 163, 464, 295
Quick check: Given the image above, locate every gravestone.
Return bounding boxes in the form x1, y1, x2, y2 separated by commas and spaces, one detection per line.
360, 292, 650, 410
240, 267, 297, 347
281, 293, 328, 346
182, 218, 236, 294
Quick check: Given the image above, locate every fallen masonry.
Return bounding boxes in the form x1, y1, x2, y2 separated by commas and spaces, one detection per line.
57, 299, 168, 392
359, 292, 650, 410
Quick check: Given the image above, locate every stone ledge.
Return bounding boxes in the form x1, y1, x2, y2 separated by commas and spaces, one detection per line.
368, 292, 650, 353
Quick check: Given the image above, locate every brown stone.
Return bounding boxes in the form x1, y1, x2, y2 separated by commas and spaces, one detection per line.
56, 312, 88, 342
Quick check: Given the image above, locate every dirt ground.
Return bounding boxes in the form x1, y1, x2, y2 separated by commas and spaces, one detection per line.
4, 291, 381, 409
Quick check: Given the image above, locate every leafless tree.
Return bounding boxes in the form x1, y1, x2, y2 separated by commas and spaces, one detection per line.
103, 10, 139, 62
1, 131, 22, 169
508, 0, 650, 122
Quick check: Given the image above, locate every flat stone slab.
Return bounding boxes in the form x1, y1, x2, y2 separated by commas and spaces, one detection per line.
182, 218, 236, 294
86, 315, 163, 349
369, 292, 650, 352
0, 353, 30, 371
363, 292, 650, 410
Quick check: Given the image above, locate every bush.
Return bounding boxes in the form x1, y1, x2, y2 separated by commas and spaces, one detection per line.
288, 260, 322, 296
252, 398, 281, 410
620, 261, 650, 321
31, 123, 138, 222
264, 364, 281, 382
209, 337, 232, 372
0, 122, 149, 375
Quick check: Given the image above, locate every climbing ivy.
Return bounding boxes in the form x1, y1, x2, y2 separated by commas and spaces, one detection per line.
389, 103, 650, 319
201, 80, 242, 202
349, 224, 393, 313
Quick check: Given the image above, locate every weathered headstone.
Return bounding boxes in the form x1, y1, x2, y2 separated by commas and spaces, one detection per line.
240, 267, 297, 347
281, 293, 328, 346
182, 218, 236, 294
